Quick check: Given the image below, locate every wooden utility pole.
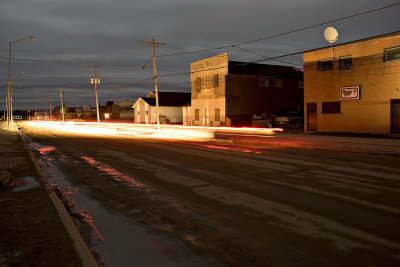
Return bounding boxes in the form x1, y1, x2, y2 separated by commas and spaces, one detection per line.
142, 39, 166, 130
88, 65, 103, 123
58, 87, 65, 122
49, 96, 52, 121
45, 97, 48, 120
5, 97, 7, 122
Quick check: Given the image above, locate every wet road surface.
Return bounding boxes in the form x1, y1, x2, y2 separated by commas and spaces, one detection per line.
19, 122, 400, 266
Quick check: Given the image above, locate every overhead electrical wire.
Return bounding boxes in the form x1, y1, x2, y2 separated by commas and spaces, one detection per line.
0, 56, 146, 68
157, 2, 400, 57
0, 3, 398, 67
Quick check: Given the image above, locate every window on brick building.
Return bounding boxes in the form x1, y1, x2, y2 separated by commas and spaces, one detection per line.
384, 46, 400, 62
215, 108, 220, 121
213, 74, 219, 87
195, 78, 201, 92
195, 109, 199, 120
260, 77, 270, 87
274, 78, 283, 88
318, 59, 333, 71
322, 102, 341, 113
339, 55, 352, 70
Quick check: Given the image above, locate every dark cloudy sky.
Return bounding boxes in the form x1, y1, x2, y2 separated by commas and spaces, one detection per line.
1, 0, 399, 109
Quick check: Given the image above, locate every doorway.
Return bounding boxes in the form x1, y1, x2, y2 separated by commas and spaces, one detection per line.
307, 103, 317, 131
391, 99, 400, 134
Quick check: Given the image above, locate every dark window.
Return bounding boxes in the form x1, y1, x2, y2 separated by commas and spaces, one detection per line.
195, 109, 199, 120
322, 102, 340, 113
145, 110, 148, 115
195, 78, 201, 92
274, 78, 283, 88
339, 55, 352, 70
298, 81, 304, 88
213, 74, 219, 87
318, 59, 333, 71
215, 108, 220, 121
260, 77, 270, 87
384, 46, 400, 62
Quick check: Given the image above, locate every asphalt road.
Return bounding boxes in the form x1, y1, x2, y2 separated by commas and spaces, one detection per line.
18, 122, 400, 266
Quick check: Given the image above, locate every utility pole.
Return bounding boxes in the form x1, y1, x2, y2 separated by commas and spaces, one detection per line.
58, 87, 65, 122
45, 97, 47, 120
49, 96, 52, 121
88, 65, 103, 123
5, 97, 7, 121
142, 39, 166, 130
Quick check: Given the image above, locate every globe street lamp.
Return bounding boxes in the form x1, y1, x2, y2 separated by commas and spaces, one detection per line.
7, 36, 36, 128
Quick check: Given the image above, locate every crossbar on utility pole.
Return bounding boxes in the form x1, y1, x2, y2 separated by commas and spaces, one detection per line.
58, 87, 64, 122
88, 65, 103, 123
142, 39, 166, 130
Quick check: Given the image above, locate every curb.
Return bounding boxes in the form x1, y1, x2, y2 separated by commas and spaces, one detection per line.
16, 124, 98, 267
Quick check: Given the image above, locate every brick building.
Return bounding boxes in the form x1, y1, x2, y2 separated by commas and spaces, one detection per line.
303, 31, 400, 135
190, 53, 303, 126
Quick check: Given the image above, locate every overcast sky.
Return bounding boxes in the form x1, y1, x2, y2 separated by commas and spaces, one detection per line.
0, 0, 399, 109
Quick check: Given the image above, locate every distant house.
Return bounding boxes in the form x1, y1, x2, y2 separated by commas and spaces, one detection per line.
117, 100, 135, 121
81, 105, 93, 120
303, 31, 400, 135
104, 100, 135, 121
190, 53, 303, 127
132, 91, 191, 124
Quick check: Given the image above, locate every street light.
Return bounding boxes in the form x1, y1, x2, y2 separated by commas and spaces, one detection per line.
7, 36, 37, 128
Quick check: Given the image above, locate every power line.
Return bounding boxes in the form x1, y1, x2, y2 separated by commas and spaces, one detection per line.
0, 56, 145, 68
234, 45, 304, 67
157, 2, 400, 58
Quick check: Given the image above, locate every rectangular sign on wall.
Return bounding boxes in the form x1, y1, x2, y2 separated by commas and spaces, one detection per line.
340, 86, 360, 100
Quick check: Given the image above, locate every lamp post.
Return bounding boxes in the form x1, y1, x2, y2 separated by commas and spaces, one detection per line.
7, 36, 36, 129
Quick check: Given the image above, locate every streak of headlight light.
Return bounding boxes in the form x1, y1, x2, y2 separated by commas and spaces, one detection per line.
27, 121, 282, 140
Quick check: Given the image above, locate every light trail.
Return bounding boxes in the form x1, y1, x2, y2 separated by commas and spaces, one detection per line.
26, 120, 282, 140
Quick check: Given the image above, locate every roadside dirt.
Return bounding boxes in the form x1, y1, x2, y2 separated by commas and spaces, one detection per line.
0, 123, 82, 266
0, 187, 82, 266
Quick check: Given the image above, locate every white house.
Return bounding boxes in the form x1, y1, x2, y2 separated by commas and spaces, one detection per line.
132, 91, 191, 124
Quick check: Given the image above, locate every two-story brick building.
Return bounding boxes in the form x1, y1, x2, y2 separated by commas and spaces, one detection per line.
303, 31, 400, 135
190, 53, 303, 126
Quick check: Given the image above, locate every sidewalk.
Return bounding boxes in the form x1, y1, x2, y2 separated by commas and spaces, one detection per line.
0, 121, 84, 266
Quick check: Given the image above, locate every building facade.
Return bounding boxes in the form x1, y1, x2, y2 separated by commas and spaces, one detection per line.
190, 53, 303, 126
303, 31, 400, 135
132, 91, 190, 124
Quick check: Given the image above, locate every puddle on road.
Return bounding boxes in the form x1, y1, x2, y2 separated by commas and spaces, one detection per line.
29, 140, 179, 266
81, 156, 147, 189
